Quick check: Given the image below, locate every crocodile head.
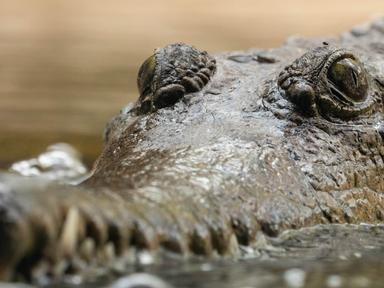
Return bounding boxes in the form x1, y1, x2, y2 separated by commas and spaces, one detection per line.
0, 19, 383, 282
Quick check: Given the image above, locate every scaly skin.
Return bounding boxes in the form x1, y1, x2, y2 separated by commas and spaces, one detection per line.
0, 19, 384, 282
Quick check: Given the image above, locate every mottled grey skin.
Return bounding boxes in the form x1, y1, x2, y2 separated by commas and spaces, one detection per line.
0, 19, 384, 283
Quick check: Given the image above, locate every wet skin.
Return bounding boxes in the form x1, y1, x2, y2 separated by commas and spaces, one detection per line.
0, 19, 384, 282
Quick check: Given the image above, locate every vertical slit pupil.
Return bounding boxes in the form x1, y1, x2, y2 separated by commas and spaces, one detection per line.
351, 69, 358, 87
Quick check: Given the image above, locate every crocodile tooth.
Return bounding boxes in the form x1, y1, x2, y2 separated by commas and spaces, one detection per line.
101, 242, 116, 264
79, 237, 96, 262
226, 234, 240, 257
59, 207, 81, 256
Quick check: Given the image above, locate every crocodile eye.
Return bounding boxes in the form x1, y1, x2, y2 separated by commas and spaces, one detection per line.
327, 57, 368, 104
135, 43, 216, 114
137, 54, 156, 99
277, 46, 380, 121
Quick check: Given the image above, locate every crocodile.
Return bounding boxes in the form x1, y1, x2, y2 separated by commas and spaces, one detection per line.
0, 18, 384, 283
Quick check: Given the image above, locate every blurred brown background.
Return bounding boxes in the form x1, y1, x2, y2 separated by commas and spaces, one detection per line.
0, 0, 383, 168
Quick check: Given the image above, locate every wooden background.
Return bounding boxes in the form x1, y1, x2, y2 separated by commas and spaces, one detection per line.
0, 0, 383, 167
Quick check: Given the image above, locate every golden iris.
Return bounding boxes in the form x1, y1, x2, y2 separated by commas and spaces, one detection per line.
327, 57, 368, 104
